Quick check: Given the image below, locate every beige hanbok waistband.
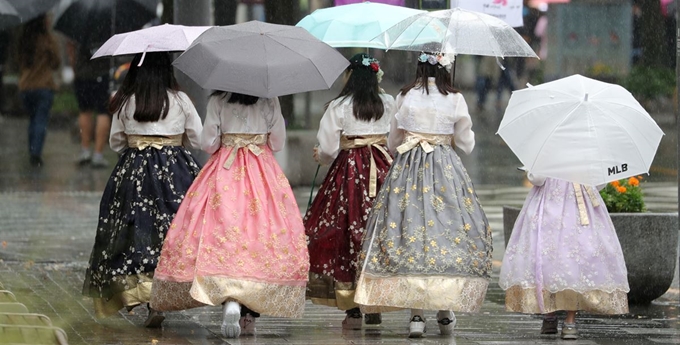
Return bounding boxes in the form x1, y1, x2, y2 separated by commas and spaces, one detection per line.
396, 131, 453, 154
573, 183, 601, 226
340, 134, 392, 198
127, 134, 183, 150
221, 133, 268, 169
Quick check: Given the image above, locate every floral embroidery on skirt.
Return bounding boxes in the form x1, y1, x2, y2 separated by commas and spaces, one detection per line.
82, 146, 201, 317
354, 144, 492, 313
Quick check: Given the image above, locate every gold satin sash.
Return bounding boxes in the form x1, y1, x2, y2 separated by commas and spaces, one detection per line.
573, 183, 602, 225
127, 134, 183, 150
221, 133, 268, 169
340, 134, 392, 198
396, 132, 454, 155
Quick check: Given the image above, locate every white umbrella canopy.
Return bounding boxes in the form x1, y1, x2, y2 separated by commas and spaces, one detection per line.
497, 74, 664, 186
296, 2, 424, 49
371, 7, 537, 58
0, 0, 20, 30
174, 21, 349, 98
91, 24, 213, 59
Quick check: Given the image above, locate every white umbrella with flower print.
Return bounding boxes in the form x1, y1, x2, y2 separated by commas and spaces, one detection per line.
497, 74, 664, 187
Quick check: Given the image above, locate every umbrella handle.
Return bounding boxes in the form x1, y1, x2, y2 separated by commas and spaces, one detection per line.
306, 164, 321, 214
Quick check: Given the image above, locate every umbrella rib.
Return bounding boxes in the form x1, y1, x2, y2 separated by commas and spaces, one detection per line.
590, 102, 653, 172
473, 11, 503, 58
269, 35, 325, 84
528, 102, 581, 173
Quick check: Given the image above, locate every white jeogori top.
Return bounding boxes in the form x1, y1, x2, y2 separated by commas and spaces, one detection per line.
201, 93, 286, 155
316, 94, 396, 165
388, 78, 475, 155
109, 91, 203, 153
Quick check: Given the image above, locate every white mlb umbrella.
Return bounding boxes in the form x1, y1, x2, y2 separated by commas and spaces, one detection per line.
497, 74, 664, 186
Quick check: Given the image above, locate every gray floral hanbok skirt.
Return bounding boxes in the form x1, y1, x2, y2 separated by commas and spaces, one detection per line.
354, 139, 492, 313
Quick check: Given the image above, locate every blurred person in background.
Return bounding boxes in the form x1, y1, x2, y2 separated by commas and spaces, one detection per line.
17, 14, 61, 167
66, 40, 111, 168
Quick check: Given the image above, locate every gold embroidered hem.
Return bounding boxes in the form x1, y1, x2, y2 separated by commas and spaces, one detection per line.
504, 286, 629, 315
127, 134, 183, 150
354, 274, 488, 313
151, 276, 307, 318
92, 276, 153, 318
306, 273, 358, 310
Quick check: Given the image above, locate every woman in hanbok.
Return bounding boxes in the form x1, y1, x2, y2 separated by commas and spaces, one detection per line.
150, 91, 309, 338
304, 53, 396, 329
82, 52, 202, 327
499, 173, 629, 340
354, 52, 493, 338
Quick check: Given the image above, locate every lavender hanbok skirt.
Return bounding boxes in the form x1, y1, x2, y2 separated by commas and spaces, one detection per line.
499, 178, 629, 315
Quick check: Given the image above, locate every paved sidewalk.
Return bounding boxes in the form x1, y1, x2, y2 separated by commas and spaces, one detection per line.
0, 114, 678, 344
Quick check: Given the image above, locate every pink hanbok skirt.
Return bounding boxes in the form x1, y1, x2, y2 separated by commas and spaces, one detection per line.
150, 144, 309, 318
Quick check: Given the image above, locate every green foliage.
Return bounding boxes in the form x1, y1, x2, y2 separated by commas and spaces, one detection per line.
622, 66, 675, 101
51, 90, 79, 115
599, 177, 646, 213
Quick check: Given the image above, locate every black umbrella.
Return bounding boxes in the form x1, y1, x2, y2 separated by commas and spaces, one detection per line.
0, 0, 20, 30
1, 0, 62, 31
53, 0, 159, 50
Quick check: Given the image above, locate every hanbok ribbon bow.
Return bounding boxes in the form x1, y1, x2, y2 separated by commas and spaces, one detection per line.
221, 133, 268, 169
127, 134, 183, 150
340, 135, 392, 197
573, 183, 602, 226
396, 132, 454, 155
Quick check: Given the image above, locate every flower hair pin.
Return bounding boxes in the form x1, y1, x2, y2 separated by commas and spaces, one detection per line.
361, 56, 381, 73
418, 52, 454, 73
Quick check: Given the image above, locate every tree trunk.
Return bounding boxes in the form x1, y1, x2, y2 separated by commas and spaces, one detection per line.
264, 0, 300, 127
162, 0, 173, 23
639, 0, 665, 67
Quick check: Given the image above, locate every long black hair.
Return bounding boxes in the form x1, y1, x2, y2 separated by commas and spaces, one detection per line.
328, 53, 384, 122
109, 52, 180, 122
18, 15, 48, 69
400, 52, 458, 96
211, 91, 259, 105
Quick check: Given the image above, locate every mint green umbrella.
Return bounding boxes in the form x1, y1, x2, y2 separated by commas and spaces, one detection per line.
296, 2, 423, 49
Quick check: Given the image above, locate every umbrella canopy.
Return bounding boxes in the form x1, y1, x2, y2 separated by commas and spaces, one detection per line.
0, 0, 61, 30
91, 24, 212, 59
0, 0, 20, 30
53, 0, 159, 50
174, 21, 349, 98
371, 7, 537, 58
497, 74, 664, 186
296, 2, 424, 49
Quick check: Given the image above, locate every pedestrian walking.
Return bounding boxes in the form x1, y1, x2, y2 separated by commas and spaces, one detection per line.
17, 14, 61, 167
82, 52, 203, 327
354, 52, 493, 338
66, 40, 111, 168
499, 173, 629, 340
150, 91, 309, 338
304, 53, 396, 330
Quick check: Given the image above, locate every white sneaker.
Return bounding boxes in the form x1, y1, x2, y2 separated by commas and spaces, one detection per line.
91, 154, 109, 168
239, 313, 256, 336
408, 315, 426, 338
77, 150, 91, 165
437, 310, 456, 335
221, 301, 241, 338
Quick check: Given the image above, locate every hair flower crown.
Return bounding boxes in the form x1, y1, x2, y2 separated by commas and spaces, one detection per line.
418, 52, 454, 73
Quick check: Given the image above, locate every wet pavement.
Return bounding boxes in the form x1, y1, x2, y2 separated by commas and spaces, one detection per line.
0, 88, 678, 344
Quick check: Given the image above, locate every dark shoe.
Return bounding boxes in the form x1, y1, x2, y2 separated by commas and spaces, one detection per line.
561, 323, 578, 340
144, 304, 165, 328
541, 318, 558, 334
342, 308, 363, 330
29, 156, 43, 167
365, 313, 382, 325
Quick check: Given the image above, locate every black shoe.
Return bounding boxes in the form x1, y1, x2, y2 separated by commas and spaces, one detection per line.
144, 304, 165, 328
29, 156, 43, 167
365, 313, 382, 325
